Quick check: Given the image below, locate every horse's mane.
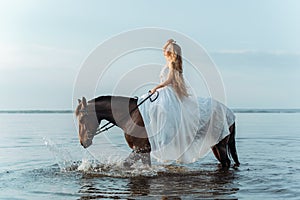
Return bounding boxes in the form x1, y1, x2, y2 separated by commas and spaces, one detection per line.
89, 95, 137, 104
89, 96, 112, 103
75, 96, 112, 116
75, 95, 138, 117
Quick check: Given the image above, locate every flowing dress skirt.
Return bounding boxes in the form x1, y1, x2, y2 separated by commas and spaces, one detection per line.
138, 87, 235, 163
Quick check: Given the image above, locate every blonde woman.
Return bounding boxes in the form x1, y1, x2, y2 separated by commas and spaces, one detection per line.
139, 39, 201, 163
150, 39, 188, 99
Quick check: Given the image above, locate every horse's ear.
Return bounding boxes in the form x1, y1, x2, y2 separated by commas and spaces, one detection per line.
82, 97, 87, 107
78, 99, 81, 104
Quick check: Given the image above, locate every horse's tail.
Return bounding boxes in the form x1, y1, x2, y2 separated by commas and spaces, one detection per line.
228, 123, 240, 166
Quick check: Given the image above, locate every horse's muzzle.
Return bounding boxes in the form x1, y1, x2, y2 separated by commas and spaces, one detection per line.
81, 140, 92, 148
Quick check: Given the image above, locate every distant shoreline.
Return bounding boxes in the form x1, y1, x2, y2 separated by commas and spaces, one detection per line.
0, 109, 300, 114
232, 109, 300, 113
0, 110, 73, 114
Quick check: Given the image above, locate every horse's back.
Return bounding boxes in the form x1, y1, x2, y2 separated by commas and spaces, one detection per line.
198, 97, 235, 127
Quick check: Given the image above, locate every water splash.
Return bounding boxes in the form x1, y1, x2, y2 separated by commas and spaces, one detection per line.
79, 162, 159, 178
43, 137, 204, 178
77, 159, 93, 171
43, 137, 77, 172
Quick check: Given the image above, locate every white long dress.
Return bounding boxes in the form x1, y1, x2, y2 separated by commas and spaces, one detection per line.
138, 66, 235, 163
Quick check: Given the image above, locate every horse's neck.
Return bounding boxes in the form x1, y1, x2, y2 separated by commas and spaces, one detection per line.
93, 96, 136, 128
93, 99, 115, 124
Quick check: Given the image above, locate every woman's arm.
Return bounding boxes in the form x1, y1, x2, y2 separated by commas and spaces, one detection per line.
150, 67, 174, 93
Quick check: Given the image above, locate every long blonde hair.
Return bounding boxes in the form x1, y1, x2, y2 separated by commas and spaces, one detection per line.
163, 39, 189, 99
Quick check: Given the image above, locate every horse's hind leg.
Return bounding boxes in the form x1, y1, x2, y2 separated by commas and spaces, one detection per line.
228, 123, 240, 167
216, 136, 231, 168
212, 146, 221, 163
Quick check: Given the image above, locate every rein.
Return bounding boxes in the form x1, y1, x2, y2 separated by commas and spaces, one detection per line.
80, 91, 159, 137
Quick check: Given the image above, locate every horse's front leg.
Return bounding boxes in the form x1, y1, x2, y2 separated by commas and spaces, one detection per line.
123, 150, 142, 168
136, 142, 151, 167
140, 152, 151, 167
123, 130, 151, 167
123, 147, 151, 168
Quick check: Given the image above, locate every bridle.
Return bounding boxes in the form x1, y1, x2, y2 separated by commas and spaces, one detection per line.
78, 109, 96, 140
78, 91, 159, 139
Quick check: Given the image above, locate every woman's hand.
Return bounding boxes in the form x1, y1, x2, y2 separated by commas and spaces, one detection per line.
150, 88, 157, 94
150, 83, 165, 94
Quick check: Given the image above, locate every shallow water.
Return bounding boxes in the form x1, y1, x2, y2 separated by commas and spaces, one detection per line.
0, 113, 300, 199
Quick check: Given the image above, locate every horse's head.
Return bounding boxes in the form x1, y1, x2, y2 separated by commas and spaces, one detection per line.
75, 97, 99, 148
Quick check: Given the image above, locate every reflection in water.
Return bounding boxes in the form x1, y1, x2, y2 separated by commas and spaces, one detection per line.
149, 167, 239, 199
76, 163, 239, 199
128, 177, 150, 197
78, 176, 130, 199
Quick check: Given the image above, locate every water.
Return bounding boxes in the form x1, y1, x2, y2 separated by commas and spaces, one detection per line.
0, 112, 300, 199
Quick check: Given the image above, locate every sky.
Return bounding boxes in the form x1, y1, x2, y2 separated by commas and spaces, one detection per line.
0, 0, 299, 109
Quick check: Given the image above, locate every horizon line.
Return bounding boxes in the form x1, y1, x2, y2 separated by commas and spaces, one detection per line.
0, 108, 300, 114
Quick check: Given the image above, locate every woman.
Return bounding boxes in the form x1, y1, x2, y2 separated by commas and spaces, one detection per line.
150, 39, 188, 99
138, 39, 236, 164
139, 39, 201, 163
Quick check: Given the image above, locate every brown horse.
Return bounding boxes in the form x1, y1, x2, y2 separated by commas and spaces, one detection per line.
75, 96, 240, 168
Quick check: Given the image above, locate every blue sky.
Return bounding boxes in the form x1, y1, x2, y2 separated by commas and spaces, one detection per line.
0, 0, 299, 109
